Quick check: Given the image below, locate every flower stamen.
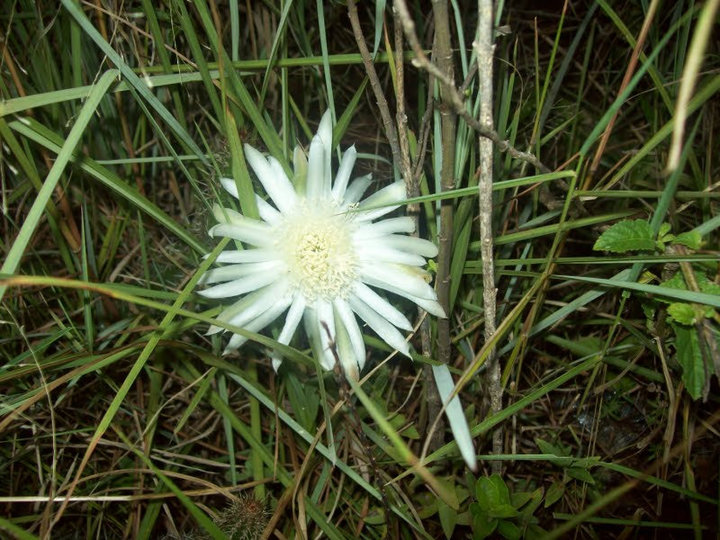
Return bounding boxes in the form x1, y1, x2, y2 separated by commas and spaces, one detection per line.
277, 202, 357, 300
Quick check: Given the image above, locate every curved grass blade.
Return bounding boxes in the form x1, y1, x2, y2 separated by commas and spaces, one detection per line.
0, 69, 118, 303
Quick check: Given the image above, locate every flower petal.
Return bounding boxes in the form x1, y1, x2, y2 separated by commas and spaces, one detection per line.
353, 217, 415, 240
342, 174, 372, 206
223, 293, 293, 353
198, 271, 280, 299
352, 282, 412, 331
331, 145, 357, 201
355, 181, 406, 221
304, 305, 336, 370
382, 234, 439, 258
200, 260, 283, 284
404, 293, 446, 318
334, 297, 366, 371
316, 299, 337, 370
348, 295, 410, 357
356, 244, 427, 266
206, 281, 287, 334
334, 317, 359, 380
221, 280, 289, 328
212, 248, 278, 263
306, 136, 329, 200
359, 262, 438, 300
270, 293, 307, 371
244, 144, 297, 212
220, 177, 239, 198
318, 110, 333, 193
256, 195, 282, 224
210, 221, 273, 247
358, 265, 446, 317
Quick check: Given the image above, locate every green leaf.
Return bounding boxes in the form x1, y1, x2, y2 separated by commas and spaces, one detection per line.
438, 499, 458, 539
497, 520, 522, 540
510, 491, 534, 509
593, 219, 655, 253
662, 271, 720, 296
472, 513, 498, 540
566, 466, 595, 484
285, 372, 319, 433
534, 438, 568, 465
477, 475, 512, 510
674, 231, 702, 249
544, 480, 565, 508
673, 323, 706, 400
519, 488, 544, 517
488, 504, 519, 519
667, 302, 703, 325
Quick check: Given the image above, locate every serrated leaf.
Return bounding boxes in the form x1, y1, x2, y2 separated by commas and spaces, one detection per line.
593, 219, 655, 253
674, 231, 702, 250
658, 222, 672, 238
667, 303, 702, 325
673, 323, 706, 400
662, 271, 720, 296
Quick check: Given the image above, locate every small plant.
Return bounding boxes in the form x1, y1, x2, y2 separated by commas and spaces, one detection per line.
470, 474, 547, 539
594, 219, 720, 400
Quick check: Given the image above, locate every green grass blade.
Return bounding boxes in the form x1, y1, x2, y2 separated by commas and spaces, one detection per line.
0, 69, 118, 302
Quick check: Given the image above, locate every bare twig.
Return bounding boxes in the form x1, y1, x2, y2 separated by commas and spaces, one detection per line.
346, 0, 403, 177
393, 0, 549, 173
392, 6, 444, 448
421, 0, 456, 395
475, 0, 502, 473
587, 0, 660, 186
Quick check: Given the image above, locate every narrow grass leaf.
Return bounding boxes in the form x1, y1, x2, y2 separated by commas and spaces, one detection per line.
431, 363, 477, 470
61, 0, 209, 165
0, 69, 118, 303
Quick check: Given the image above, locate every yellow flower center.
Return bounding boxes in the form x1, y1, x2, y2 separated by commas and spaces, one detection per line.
278, 202, 357, 300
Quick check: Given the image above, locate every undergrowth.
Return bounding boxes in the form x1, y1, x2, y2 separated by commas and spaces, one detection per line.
1, 1, 719, 538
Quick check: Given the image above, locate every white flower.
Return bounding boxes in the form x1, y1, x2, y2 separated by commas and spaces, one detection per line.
200, 111, 445, 380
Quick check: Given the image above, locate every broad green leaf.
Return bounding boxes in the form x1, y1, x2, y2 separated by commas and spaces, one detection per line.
472, 512, 498, 539
438, 499, 458, 539
674, 231, 702, 249
667, 302, 704, 325
477, 474, 513, 513
673, 323, 705, 400
658, 222, 672, 238
662, 270, 720, 296
489, 504, 519, 519
593, 219, 655, 253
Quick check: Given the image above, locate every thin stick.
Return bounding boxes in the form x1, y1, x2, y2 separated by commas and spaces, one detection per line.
475, 0, 502, 472
346, 0, 403, 176
393, 0, 550, 173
